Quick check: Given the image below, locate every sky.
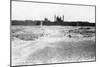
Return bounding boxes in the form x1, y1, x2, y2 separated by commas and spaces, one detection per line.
12, 1, 95, 23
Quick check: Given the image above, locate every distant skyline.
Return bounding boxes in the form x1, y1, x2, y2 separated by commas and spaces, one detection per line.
12, 1, 95, 23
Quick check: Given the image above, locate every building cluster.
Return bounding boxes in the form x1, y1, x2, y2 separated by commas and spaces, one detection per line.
12, 15, 95, 26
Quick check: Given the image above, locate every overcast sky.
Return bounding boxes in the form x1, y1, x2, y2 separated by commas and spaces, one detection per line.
12, 1, 95, 23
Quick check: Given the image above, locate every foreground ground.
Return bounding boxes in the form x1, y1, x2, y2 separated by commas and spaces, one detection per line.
11, 26, 96, 66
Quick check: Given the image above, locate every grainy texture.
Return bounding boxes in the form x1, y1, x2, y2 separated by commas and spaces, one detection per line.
11, 26, 95, 66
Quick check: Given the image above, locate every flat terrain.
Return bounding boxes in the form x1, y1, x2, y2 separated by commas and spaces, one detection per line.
11, 26, 96, 66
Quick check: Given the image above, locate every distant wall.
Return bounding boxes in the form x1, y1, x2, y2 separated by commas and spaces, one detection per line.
11, 20, 40, 25
11, 20, 95, 26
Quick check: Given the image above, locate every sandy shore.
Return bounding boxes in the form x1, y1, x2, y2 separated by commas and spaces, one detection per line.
12, 36, 95, 66
11, 26, 96, 66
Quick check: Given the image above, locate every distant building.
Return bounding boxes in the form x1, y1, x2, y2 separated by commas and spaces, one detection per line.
54, 15, 64, 22
12, 15, 95, 26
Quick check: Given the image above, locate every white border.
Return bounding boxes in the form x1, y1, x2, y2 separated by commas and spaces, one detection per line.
0, 0, 99, 67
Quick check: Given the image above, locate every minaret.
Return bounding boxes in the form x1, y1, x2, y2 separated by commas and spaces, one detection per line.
62, 15, 64, 21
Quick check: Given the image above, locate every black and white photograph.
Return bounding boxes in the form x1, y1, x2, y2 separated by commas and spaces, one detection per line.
11, 0, 96, 66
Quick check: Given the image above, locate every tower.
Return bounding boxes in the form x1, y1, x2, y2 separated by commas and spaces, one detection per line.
62, 15, 64, 21
54, 15, 64, 22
